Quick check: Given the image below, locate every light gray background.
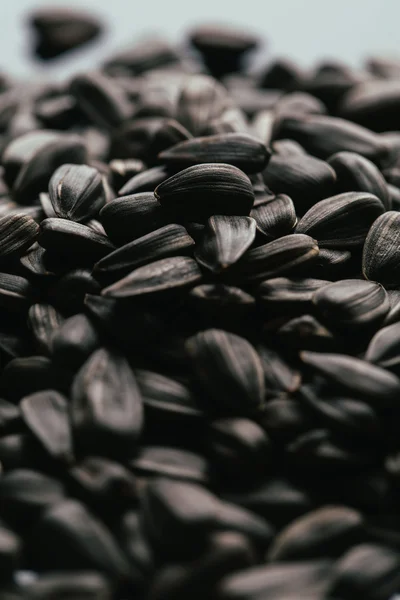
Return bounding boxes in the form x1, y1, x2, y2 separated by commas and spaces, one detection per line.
1, 0, 399, 79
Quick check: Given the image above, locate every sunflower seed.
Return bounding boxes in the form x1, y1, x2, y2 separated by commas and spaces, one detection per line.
312, 279, 389, 330
0, 525, 20, 582
296, 192, 384, 247
93, 224, 195, 284
195, 215, 256, 273
186, 329, 265, 416
0, 272, 33, 311
109, 158, 146, 190
48, 163, 106, 223
154, 163, 254, 222
177, 75, 230, 136
258, 277, 329, 312
102, 256, 202, 298
328, 151, 390, 209
0, 356, 72, 401
340, 80, 400, 132
118, 165, 169, 196
159, 133, 270, 174
131, 446, 208, 483
39, 218, 114, 262
301, 351, 400, 407
23, 572, 112, 600
189, 284, 255, 316
263, 154, 336, 213
0, 214, 39, 261
365, 321, 400, 375
362, 211, 400, 288
51, 313, 100, 369
20, 390, 73, 463
71, 347, 143, 457
250, 194, 297, 241
104, 36, 179, 75
28, 303, 64, 355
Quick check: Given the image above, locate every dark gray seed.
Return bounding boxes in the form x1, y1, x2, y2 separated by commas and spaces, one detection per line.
20, 390, 73, 463
0, 214, 39, 261
39, 192, 56, 218
177, 75, 230, 136
22, 572, 112, 600
230, 88, 281, 118
0, 470, 65, 527
0, 525, 20, 582
216, 559, 333, 600
268, 506, 363, 561
209, 418, 271, 478
12, 133, 87, 205
340, 80, 400, 132
301, 351, 400, 407
70, 71, 133, 130
102, 256, 202, 298
250, 194, 297, 241
48, 163, 106, 223
0, 356, 72, 401
87, 218, 107, 236
0, 273, 32, 311
104, 36, 179, 75
195, 215, 256, 273
251, 109, 275, 145
362, 211, 400, 288
328, 151, 390, 209
190, 25, 258, 77
312, 279, 389, 329
20, 244, 55, 278
274, 91, 326, 117
29, 7, 103, 59
155, 163, 254, 222
51, 313, 100, 370
131, 446, 208, 483
257, 345, 302, 394
260, 58, 304, 90
275, 114, 388, 162
49, 268, 100, 314
296, 192, 384, 247
298, 385, 381, 440
276, 315, 337, 352
35, 94, 79, 129
159, 133, 270, 174
71, 347, 143, 458
0, 399, 21, 436
315, 247, 353, 275
109, 158, 146, 190
189, 284, 255, 316
205, 107, 250, 136
263, 154, 336, 212
111, 118, 191, 164
40, 218, 114, 262
93, 224, 195, 284
28, 304, 65, 355
258, 277, 330, 311
260, 398, 314, 443
69, 457, 137, 515
186, 329, 265, 416
118, 165, 169, 195
99, 192, 167, 245
328, 543, 400, 600
233, 234, 319, 283
149, 533, 255, 600
215, 501, 274, 548
272, 139, 306, 157
30, 499, 131, 578
365, 321, 400, 374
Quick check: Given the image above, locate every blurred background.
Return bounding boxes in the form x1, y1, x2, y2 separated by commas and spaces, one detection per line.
0, 0, 399, 78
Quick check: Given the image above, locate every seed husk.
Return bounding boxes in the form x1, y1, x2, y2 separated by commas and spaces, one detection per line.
362, 211, 400, 288
39, 218, 114, 262
177, 75, 230, 136
296, 192, 384, 248
71, 347, 144, 457
20, 390, 73, 463
22, 572, 112, 600
154, 163, 255, 222
250, 194, 297, 241
0, 214, 39, 261
28, 303, 65, 355
195, 215, 256, 273
258, 277, 330, 312
159, 133, 270, 174
93, 224, 195, 284
48, 163, 106, 223
365, 321, 400, 375
328, 151, 390, 209
102, 256, 202, 298
0, 272, 33, 311
186, 329, 265, 416
51, 313, 100, 370
300, 351, 400, 407
312, 279, 390, 330
118, 165, 169, 196
131, 446, 208, 483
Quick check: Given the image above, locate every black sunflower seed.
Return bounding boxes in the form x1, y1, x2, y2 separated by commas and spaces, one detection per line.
102, 256, 202, 298
263, 153, 336, 213
22, 572, 112, 600
177, 75, 230, 136
159, 133, 270, 174
28, 303, 65, 355
48, 163, 106, 222
93, 224, 195, 284
296, 192, 384, 248
0, 214, 39, 262
362, 211, 400, 288
328, 151, 390, 209
51, 313, 100, 370
0, 356, 72, 401
0, 272, 33, 311
258, 345, 302, 395
109, 158, 146, 190
301, 351, 400, 407
340, 80, 400, 132
312, 279, 390, 330
250, 194, 297, 241
154, 163, 254, 222
71, 347, 143, 458
258, 277, 330, 313
40, 218, 114, 262
118, 165, 169, 196
131, 446, 208, 483
186, 329, 265, 416
0, 525, 20, 582
365, 321, 400, 375
20, 390, 73, 463
194, 215, 256, 273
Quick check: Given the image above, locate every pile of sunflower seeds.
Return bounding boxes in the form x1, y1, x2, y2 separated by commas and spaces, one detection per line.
2, 7, 400, 599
